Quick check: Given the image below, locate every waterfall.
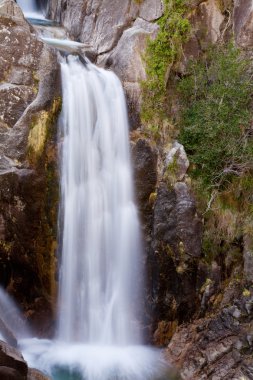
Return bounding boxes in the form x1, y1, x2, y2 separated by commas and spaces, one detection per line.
0, 286, 30, 341
16, 0, 45, 19
58, 55, 142, 345
20, 54, 169, 380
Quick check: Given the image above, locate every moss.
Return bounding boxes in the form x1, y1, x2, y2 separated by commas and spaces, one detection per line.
28, 97, 61, 164
141, 0, 191, 126
28, 111, 48, 156
164, 155, 179, 185
149, 192, 157, 205
27, 97, 61, 304
243, 288, 251, 298
0, 240, 13, 256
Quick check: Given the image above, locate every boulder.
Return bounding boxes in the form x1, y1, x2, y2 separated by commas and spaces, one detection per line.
0, 341, 28, 378
0, 366, 25, 380
164, 142, 189, 183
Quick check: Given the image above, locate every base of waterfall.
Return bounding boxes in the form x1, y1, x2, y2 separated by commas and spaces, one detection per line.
19, 339, 172, 380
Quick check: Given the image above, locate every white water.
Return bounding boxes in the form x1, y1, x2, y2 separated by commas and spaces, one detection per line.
16, 0, 44, 19
0, 286, 30, 340
40, 38, 89, 53
58, 56, 142, 345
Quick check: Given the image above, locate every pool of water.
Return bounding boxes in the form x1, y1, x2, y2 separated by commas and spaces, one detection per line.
19, 339, 173, 380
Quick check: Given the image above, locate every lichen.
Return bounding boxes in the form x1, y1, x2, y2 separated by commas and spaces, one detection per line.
28, 97, 61, 163
28, 110, 48, 156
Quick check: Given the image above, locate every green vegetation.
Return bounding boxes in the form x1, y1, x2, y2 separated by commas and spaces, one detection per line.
176, 43, 253, 263
141, 0, 191, 123
141, 0, 253, 266
178, 43, 253, 190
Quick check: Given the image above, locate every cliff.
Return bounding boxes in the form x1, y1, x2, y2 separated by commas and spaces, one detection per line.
0, 0, 60, 334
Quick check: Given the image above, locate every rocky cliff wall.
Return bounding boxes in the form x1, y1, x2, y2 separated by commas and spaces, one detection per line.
0, 0, 60, 334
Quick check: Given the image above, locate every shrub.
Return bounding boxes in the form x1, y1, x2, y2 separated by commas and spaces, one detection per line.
178, 43, 253, 190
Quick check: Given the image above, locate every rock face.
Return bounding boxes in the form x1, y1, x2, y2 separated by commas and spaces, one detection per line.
0, 0, 60, 332
167, 288, 253, 380
49, 0, 161, 128
150, 146, 202, 341
0, 340, 28, 380
0, 341, 50, 380
234, 0, 253, 47
131, 137, 202, 341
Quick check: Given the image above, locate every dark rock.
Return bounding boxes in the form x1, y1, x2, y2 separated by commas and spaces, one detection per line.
131, 138, 158, 243
151, 181, 202, 329
0, 0, 60, 329
0, 366, 25, 380
0, 341, 27, 378
0, 318, 17, 348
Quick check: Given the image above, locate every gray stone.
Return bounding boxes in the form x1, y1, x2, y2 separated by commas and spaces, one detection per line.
0, 0, 59, 328
139, 0, 163, 21
234, 0, 253, 47
165, 142, 189, 182
0, 341, 27, 377
98, 18, 159, 127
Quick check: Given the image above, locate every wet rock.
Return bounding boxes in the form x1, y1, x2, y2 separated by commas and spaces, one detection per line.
28, 368, 51, 380
0, 0, 60, 327
151, 180, 202, 331
0, 366, 25, 380
0, 341, 27, 379
131, 138, 158, 244
131, 137, 158, 335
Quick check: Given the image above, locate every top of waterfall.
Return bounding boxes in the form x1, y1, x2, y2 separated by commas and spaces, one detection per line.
41, 37, 92, 54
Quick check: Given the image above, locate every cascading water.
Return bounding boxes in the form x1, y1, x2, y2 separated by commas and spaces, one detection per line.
58, 56, 142, 346
0, 286, 30, 341
20, 56, 170, 380
16, 0, 45, 19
